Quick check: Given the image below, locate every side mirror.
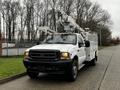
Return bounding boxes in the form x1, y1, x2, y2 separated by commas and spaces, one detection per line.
85, 41, 90, 47
78, 42, 83, 48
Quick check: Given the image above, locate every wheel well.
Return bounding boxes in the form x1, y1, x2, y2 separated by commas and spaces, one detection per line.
95, 51, 97, 56
73, 56, 78, 62
95, 51, 98, 61
73, 56, 79, 69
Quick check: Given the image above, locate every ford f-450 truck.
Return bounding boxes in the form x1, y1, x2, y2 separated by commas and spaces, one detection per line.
23, 33, 98, 81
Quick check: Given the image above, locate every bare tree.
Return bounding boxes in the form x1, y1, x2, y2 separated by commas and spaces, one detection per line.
11, 1, 20, 40
1, 0, 12, 41
24, 0, 35, 41
0, 0, 112, 46
75, 0, 111, 31
1, 0, 20, 41
0, 0, 1, 39
0, 0, 2, 55
19, 6, 26, 41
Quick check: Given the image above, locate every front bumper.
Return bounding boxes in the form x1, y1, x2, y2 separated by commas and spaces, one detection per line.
23, 59, 73, 73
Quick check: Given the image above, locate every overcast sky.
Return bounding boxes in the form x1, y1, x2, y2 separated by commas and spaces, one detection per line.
90, 0, 120, 37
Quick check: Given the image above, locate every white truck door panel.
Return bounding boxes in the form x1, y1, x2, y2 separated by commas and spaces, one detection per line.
77, 35, 86, 66
78, 47, 86, 64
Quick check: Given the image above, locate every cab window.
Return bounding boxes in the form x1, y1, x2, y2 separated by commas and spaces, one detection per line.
77, 35, 84, 46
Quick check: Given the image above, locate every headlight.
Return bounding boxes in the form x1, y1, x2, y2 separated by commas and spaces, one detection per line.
60, 52, 70, 60
24, 51, 29, 59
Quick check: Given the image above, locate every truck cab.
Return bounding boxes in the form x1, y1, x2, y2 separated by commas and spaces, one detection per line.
23, 33, 98, 81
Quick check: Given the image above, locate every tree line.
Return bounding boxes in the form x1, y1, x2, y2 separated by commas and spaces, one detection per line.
0, 0, 112, 45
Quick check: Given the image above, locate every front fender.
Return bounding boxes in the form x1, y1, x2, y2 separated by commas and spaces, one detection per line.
70, 51, 78, 60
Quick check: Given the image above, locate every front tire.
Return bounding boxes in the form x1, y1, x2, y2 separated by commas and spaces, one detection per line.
27, 70, 39, 79
67, 60, 78, 81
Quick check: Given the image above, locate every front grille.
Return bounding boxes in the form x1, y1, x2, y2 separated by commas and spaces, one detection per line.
29, 50, 60, 61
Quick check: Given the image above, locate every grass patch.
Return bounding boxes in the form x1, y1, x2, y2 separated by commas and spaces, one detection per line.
0, 56, 26, 80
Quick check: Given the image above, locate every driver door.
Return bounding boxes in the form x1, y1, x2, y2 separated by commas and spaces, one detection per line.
77, 35, 86, 66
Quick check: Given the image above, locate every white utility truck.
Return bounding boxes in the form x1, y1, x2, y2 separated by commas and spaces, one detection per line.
23, 32, 98, 81
23, 13, 98, 81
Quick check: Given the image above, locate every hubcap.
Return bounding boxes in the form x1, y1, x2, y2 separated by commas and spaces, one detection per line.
72, 65, 77, 79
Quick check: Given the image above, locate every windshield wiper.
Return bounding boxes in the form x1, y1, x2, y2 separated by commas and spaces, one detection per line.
44, 42, 71, 44
44, 42, 54, 44
55, 42, 65, 44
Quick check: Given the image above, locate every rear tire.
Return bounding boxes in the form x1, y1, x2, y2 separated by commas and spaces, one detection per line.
67, 60, 78, 81
91, 59, 96, 66
91, 54, 97, 66
27, 70, 39, 79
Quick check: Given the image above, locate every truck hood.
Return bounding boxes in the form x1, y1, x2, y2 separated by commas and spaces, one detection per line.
26, 44, 76, 52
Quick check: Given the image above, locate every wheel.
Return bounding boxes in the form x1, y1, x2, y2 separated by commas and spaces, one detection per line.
90, 59, 96, 66
91, 54, 97, 66
27, 70, 39, 79
67, 60, 78, 81
95, 55, 98, 61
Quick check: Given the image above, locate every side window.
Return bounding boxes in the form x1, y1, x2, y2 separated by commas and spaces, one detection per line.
78, 35, 84, 46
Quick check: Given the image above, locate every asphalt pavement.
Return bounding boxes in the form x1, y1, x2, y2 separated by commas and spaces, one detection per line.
0, 45, 120, 90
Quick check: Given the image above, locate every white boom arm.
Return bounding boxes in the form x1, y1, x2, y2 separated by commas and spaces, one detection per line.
56, 10, 86, 39
37, 26, 56, 34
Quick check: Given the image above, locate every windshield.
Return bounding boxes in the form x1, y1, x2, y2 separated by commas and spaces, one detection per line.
43, 34, 77, 45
